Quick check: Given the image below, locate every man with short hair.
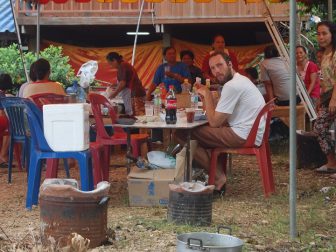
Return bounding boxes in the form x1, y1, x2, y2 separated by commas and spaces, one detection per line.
178, 52, 265, 191
146, 46, 190, 100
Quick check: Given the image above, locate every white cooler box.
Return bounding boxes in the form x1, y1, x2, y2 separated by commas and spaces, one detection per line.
43, 103, 90, 151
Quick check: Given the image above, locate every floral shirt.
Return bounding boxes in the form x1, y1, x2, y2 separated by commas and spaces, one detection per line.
321, 51, 336, 92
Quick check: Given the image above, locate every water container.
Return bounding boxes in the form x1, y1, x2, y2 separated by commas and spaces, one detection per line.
43, 103, 90, 151
39, 179, 110, 248
167, 189, 213, 226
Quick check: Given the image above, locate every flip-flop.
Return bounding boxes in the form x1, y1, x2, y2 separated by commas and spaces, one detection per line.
0, 162, 8, 168
315, 165, 336, 174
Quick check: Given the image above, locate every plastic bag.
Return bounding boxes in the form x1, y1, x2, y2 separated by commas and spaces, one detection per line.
77, 60, 98, 88
147, 151, 176, 169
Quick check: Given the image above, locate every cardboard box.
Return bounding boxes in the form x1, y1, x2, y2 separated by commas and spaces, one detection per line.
127, 167, 175, 207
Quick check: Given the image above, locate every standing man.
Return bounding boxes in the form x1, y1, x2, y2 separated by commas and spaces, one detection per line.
105, 52, 146, 116
177, 52, 265, 192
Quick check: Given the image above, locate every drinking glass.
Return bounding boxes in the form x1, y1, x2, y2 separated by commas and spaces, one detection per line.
145, 101, 154, 116
185, 108, 195, 123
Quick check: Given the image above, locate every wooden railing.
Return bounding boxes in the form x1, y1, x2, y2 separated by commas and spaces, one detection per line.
14, 0, 289, 26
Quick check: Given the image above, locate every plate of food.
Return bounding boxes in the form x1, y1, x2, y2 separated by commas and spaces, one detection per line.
136, 115, 159, 123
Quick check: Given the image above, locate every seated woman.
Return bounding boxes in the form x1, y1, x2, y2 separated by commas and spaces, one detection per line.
18, 61, 37, 98
260, 45, 301, 106
0, 73, 15, 167
22, 58, 65, 98
296, 45, 320, 108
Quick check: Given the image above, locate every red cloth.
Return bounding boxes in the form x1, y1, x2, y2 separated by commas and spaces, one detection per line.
117, 61, 146, 98
0, 115, 8, 132
304, 61, 320, 99
201, 50, 239, 79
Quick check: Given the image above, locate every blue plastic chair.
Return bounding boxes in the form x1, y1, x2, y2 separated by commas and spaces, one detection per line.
0, 97, 30, 183
28, 93, 72, 177
1, 98, 94, 209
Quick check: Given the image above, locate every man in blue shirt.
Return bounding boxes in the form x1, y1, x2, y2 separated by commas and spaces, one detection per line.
146, 46, 191, 100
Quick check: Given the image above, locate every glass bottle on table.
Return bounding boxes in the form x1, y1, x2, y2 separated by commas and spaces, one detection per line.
165, 85, 177, 124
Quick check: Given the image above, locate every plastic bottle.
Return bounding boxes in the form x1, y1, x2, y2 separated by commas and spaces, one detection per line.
66, 80, 79, 102
153, 87, 161, 116
190, 87, 198, 110
182, 79, 191, 93
165, 85, 177, 124
66, 80, 78, 95
205, 79, 211, 89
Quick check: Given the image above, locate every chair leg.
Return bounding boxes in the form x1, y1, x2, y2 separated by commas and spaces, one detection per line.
25, 138, 31, 175
102, 146, 109, 182
77, 154, 93, 191
131, 141, 140, 157
46, 159, 59, 178
103, 145, 110, 171
256, 146, 272, 197
8, 138, 14, 183
26, 155, 42, 209
14, 143, 23, 171
91, 147, 103, 186
63, 158, 70, 178
266, 143, 275, 192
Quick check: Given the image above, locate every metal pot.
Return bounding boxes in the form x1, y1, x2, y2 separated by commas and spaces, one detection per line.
176, 226, 243, 252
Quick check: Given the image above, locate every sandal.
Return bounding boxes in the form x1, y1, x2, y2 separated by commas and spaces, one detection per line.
213, 184, 226, 199
315, 165, 336, 174
0, 162, 8, 168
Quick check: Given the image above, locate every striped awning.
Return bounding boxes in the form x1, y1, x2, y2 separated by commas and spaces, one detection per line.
0, 0, 15, 33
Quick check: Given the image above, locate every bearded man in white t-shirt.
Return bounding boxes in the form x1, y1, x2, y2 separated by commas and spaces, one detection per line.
178, 52, 265, 192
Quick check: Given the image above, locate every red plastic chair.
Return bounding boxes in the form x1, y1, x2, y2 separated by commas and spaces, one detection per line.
88, 93, 150, 167
29, 93, 71, 110
29, 93, 108, 186
0, 129, 23, 170
208, 99, 276, 197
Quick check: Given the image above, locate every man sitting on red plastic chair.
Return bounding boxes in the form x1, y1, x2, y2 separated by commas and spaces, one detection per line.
177, 52, 266, 194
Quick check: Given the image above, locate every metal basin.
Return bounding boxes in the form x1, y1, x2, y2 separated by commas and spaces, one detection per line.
177, 226, 243, 252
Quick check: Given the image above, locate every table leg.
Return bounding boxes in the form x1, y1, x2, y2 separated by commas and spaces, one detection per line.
185, 130, 191, 182
126, 128, 132, 174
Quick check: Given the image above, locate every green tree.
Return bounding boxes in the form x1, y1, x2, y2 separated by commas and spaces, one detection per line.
0, 44, 76, 88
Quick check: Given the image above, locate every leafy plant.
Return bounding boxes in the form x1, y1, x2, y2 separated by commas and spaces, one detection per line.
0, 44, 76, 88
39, 45, 76, 88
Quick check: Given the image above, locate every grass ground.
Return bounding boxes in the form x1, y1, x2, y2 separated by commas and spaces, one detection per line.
0, 142, 335, 251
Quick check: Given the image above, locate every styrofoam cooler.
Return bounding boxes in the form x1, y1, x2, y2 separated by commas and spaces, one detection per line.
43, 103, 90, 151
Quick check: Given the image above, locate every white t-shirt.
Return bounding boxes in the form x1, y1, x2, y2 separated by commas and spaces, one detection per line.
215, 73, 266, 146
260, 57, 291, 101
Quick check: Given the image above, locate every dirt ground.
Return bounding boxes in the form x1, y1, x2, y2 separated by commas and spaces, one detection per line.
0, 145, 336, 251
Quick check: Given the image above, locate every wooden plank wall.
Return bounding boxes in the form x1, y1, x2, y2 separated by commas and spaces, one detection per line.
15, 0, 289, 25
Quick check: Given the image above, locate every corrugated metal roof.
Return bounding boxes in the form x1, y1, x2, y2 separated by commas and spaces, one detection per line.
0, 0, 15, 33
